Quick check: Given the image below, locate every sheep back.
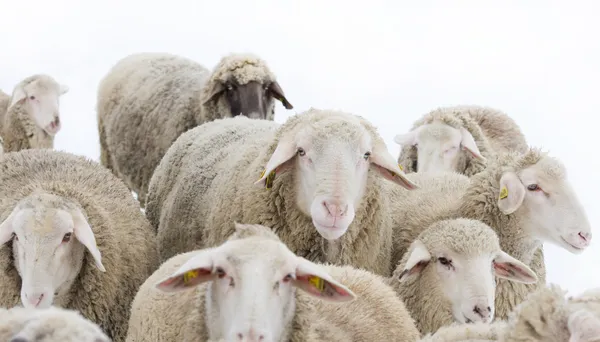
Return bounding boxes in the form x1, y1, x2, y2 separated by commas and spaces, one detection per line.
0, 149, 159, 342
96, 52, 210, 206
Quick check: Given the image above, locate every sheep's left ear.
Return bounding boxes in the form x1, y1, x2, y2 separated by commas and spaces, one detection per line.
370, 140, 418, 190
59, 84, 69, 95
492, 250, 538, 284
269, 81, 293, 109
397, 240, 430, 282
568, 309, 600, 342
0, 206, 20, 246
202, 82, 225, 105
293, 257, 356, 302
459, 127, 485, 161
254, 136, 296, 189
8, 85, 27, 110
71, 209, 105, 272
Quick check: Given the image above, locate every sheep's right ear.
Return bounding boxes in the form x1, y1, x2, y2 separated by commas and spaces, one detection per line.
568, 309, 600, 342
459, 127, 485, 161
398, 240, 431, 283
254, 136, 297, 188
492, 250, 538, 284
393, 127, 419, 147
8, 85, 27, 110
59, 84, 69, 95
155, 248, 218, 292
269, 81, 293, 109
202, 82, 225, 106
293, 257, 356, 302
0, 207, 19, 245
497, 171, 526, 215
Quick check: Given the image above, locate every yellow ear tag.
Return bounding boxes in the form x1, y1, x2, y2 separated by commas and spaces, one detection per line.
398, 163, 404, 171
308, 275, 325, 292
183, 270, 200, 284
265, 170, 276, 189
499, 186, 508, 200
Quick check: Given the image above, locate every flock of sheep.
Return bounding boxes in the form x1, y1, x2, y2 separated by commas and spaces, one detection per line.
0, 51, 597, 342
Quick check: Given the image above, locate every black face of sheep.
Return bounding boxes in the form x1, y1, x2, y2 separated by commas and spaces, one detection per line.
207, 80, 293, 119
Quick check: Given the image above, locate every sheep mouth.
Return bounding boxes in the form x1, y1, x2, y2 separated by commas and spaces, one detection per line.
561, 236, 585, 252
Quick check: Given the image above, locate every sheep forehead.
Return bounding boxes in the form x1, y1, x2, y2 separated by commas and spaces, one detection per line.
420, 219, 501, 258
221, 238, 296, 276
214, 54, 275, 85
14, 208, 72, 239
418, 122, 461, 144
295, 115, 371, 152
22, 76, 60, 94
520, 155, 566, 182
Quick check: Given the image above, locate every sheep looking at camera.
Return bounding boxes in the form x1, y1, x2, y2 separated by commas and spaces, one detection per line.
395, 105, 527, 176
0, 149, 159, 342
125, 222, 421, 342
389, 218, 537, 335
0, 306, 111, 342
97, 52, 293, 206
146, 109, 418, 276
0, 75, 69, 152
390, 148, 592, 320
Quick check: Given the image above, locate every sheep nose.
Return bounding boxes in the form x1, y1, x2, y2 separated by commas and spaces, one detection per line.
473, 305, 492, 322
25, 292, 44, 307
322, 199, 348, 218
237, 327, 266, 341
578, 231, 591, 246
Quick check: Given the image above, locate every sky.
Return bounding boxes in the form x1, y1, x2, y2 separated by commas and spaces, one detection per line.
1, 0, 599, 296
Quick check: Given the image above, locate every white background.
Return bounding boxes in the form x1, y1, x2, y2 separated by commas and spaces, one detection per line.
1, 0, 598, 295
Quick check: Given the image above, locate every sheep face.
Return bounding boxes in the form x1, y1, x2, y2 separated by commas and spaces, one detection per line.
8, 77, 68, 136
394, 121, 485, 173
156, 226, 355, 342
395, 219, 537, 330
0, 193, 105, 309
255, 113, 418, 241
203, 79, 292, 120
497, 155, 592, 253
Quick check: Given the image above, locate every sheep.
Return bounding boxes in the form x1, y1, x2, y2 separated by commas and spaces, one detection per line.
96, 52, 294, 207
145, 108, 419, 276
419, 284, 600, 342
0, 75, 69, 152
125, 222, 421, 342
389, 218, 537, 335
395, 105, 527, 176
0, 90, 9, 115
0, 306, 111, 342
389, 148, 592, 320
0, 149, 159, 342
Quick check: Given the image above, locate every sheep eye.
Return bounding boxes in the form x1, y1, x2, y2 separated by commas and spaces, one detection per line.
297, 148, 306, 156
29, 96, 35, 100
216, 267, 226, 278
62, 233, 72, 243
283, 273, 293, 282
438, 257, 451, 265
527, 184, 540, 191
226, 84, 234, 91
363, 151, 371, 160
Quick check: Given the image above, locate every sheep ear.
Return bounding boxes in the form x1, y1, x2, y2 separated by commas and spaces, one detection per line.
202, 82, 225, 105
398, 240, 431, 282
393, 128, 419, 147
568, 309, 600, 342
155, 248, 218, 292
497, 171, 526, 215
492, 251, 538, 284
8, 85, 27, 110
71, 210, 105, 272
293, 257, 356, 302
269, 81, 293, 109
370, 140, 419, 190
0, 207, 20, 246
59, 84, 69, 95
459, 127, 485, 161
254, 137, 296, 189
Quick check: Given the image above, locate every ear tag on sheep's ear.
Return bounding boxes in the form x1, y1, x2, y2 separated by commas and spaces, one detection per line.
397, 163, 404, 171
183, 270, 200, 284
499, 186, 509, 200
308, 275, 325, 292
259, 169, 276, 189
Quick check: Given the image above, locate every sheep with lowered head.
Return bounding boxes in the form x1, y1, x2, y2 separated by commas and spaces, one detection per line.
0, 75, 68, 152
395, 105, 527, 176
145, 108, 418, 275
389, 148, 592, 320
0, 306, 111, 342
97, 52, 293, 207
0, 149, 159, 342
126, 222, 421, 342
390, 218, 537, 335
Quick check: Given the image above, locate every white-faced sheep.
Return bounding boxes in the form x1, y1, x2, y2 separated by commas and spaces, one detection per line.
0, 75, 68, 152
389, 218, 537, 335
126, 222, 421, 342
96, 52, 293, 207
0, 306, 111, 342
395, 105, 527, 176
0, 149, 159, 342
145, 109, 418, 276
389, 148, 592, 320
419, 284, 600, 342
